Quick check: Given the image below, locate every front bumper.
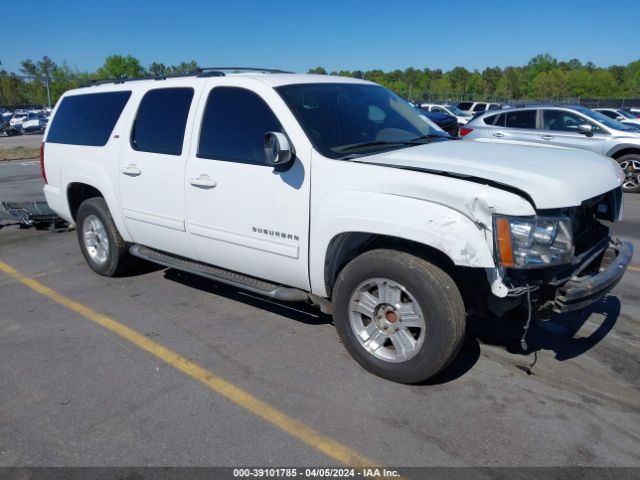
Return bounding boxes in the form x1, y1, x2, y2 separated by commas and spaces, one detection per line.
553, 239, 633, 313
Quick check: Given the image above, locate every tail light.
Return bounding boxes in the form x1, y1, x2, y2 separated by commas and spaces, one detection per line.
459, 127, 474, 137
40, 142, 47, 184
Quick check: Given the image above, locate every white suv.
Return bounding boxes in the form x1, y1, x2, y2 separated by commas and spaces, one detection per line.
41, 69, 632, 383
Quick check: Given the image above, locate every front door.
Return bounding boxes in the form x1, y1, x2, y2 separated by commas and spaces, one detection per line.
539, 109, 607, 155
184, 82, 311, 290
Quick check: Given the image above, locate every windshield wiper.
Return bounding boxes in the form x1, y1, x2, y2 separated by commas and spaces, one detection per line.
334, 140, 411, 154
408, 133, 452, 142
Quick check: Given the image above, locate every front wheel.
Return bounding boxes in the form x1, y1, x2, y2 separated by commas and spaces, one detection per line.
332, 249, 466, 384
617, 154, 640, 193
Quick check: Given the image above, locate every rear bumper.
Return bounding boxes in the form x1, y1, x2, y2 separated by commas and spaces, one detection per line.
553, 239, 633, 313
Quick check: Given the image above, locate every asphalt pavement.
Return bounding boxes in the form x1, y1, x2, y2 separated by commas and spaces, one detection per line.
0, 163, 639, 468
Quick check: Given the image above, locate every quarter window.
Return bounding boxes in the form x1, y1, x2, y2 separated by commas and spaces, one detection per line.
198, 87, 283, 165
131, 88, 194, 155
47, 91, 131, 146
505, 110, 536, 129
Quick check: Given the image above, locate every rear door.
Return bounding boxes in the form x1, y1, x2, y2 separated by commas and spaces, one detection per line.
488, 109, 541, 143
184, 78, 311, 289
118, 83, 202, 258
540, 109, 607, 155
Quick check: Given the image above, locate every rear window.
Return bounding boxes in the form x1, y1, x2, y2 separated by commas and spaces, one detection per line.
131, 88, 194, 155
47, 91, 131, 146
506, 110, 537, 129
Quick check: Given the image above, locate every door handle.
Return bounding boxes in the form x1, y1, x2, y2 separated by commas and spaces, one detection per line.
541, 135, 554, 140
189, 175, 217, 189
492, 132, 504, 138
122, 164, 141, 176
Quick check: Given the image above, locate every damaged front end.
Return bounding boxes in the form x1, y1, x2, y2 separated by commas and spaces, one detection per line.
486, 187, 632, 317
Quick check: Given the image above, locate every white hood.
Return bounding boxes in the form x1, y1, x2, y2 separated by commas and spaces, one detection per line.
353, 140, 623, 209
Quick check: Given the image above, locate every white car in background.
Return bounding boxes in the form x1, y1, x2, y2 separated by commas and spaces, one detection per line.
9, 114, 27, 126
594, 108, 640, 126
456, 101, 502, 115
420, 103, 473, 125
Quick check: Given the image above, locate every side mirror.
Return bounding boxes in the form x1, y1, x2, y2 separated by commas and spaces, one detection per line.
264, 132, 294, 166
577, 124, 594, 137
616, 116, 626, 122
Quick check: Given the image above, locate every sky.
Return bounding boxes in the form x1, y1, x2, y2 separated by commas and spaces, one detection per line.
2, 0, 639, 75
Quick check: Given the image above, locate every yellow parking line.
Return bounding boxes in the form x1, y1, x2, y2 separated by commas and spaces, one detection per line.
629, 265, 640, 273
0, 260, 379, 468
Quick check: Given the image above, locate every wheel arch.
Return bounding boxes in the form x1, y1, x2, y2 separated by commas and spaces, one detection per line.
309, 192, 496, 298
607, 145, 640, 159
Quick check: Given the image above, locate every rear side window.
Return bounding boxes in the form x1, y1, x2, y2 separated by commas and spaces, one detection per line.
131, 88, 194, 155
458, 102, 473, 110
484, 113, 505, 126
472, 103, 487, 112
506, 110, 537, 129
198, 87, 282, 165
47, 91, 131, 146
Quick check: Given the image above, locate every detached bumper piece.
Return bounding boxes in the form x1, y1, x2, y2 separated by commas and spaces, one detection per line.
0, 201, 68, 230
553, 239, 633, 313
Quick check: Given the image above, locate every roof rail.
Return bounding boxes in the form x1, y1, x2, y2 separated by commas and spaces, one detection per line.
79, 67, 293, 88
196, 67, 293, 77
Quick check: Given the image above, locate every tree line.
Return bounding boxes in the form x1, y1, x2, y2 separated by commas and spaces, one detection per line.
1, 53, 639, 107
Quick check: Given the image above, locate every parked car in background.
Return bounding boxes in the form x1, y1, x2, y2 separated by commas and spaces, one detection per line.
461, 104, 640, 192
21, 112, 48, 133
0, 119, 22, 136
457, 101, 502, 115
415, 107, 459, 137
9, 114, 27, 126
420, 103, 472, 125
594, 108, 640, 126
623, 107, 640, 118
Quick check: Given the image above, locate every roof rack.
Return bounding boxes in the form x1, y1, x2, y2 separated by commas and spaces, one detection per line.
196, 67, 293, 77
79, 67, 293, 87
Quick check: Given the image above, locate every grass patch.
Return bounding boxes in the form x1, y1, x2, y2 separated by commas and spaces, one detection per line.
0, 146, 40, 161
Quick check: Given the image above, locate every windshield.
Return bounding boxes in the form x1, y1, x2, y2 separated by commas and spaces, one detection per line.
276, 83, 449, 159
617, 109, 636, 119
444, 105, 466, 116
579, 108, 634, 131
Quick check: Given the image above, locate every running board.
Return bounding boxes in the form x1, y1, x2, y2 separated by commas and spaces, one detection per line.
129, 245, 310, 302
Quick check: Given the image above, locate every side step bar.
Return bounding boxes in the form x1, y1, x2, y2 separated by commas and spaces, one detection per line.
129, 245, 310, 303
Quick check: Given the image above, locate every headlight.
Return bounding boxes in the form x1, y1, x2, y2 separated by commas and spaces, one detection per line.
494, 215, 574, 269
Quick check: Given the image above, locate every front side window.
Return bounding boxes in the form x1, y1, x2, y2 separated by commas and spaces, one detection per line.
543, 110, 591, 132
277, 83, 448, 159
506, 110, 537, 129
47, 91, 131, 146
472, 103, 487, 112
198, 87, 283, 165
131, 87, 194, 155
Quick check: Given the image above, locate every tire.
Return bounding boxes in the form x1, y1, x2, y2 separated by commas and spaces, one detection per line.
616, 154, 640, 193
76, 197, 133, 276
332, 249, 466, 384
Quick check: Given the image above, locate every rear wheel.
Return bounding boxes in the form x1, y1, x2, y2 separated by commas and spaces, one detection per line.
76, 197, 134, 276
332, 249, 466, 384
617, 154, 640, 193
